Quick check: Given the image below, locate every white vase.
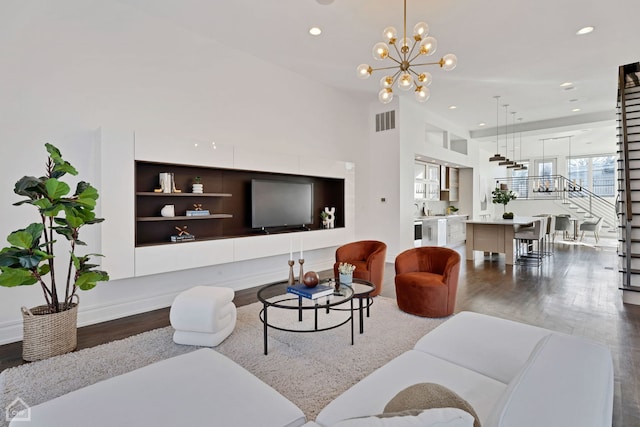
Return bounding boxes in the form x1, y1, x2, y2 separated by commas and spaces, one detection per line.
339, 273, 353, 285
192, 183, 203, 194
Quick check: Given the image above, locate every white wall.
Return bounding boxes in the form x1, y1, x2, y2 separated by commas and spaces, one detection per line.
0, 2, 369, 343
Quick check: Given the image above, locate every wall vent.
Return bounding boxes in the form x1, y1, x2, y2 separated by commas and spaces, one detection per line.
375, 110, 396, 132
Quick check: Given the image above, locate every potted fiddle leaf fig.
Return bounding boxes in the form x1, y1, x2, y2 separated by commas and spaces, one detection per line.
0, 143, 109, 361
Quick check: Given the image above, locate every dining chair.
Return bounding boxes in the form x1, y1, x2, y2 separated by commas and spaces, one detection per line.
554, 215, 572, 241
580, 217, 603, 243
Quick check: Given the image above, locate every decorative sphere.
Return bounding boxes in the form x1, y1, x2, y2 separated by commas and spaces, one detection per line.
302, 271, 320, 288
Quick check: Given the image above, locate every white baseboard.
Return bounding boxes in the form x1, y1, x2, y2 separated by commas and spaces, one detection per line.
0, 256, 336, 346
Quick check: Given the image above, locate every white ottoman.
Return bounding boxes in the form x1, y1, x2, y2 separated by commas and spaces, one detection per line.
170, 286, 236, 347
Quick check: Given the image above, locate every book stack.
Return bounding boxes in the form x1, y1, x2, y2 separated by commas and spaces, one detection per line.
186, 210, 210, 217
171, 234, 196, 242
287, 283, 334, 300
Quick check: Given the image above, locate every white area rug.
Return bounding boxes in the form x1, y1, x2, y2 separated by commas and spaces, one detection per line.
0, 297, 447, 426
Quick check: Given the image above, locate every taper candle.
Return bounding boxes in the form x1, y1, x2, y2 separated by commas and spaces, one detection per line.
300, 237, 303, 259
289, 237, 293, 261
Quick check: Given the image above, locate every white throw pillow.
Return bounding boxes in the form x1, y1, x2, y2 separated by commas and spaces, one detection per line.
331, 407, 475, 427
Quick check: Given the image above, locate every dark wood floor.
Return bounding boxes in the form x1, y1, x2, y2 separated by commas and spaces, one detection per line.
1, 242, 638, 426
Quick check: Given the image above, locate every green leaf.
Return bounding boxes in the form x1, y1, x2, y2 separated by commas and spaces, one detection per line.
75, 270, 109, 291
46, 143, 78, 177
0, 247, 24, 268
6, 224, 42, 250
39, 264, 50, 276
0, 267, 37, 287
7, 230, 34, 249
18, 254, 43, 269
13, 176, 45, 199
44, 178, 70, 200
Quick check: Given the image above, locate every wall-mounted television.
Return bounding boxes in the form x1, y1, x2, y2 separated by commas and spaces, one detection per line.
251, 179, 314, 229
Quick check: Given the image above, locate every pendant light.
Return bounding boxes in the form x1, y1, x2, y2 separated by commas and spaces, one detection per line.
507, 112, 521, 168
499, 104, 515, 166
517, 118, 527, 170
489, 95, 506, 161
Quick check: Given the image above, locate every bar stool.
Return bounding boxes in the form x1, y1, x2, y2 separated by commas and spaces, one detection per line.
514, 217, 546, 267
534, 214, 555, 256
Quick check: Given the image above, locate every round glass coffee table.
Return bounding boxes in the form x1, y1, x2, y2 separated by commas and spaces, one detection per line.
331, 277, 376, 335
257, 279, 354, 355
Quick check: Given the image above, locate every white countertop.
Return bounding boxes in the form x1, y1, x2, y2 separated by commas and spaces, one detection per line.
465, 216, 541, 225
414, 214, 469, 221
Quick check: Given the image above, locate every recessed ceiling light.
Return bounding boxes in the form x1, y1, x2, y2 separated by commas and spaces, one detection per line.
448, 105, 457, 110
576, 26, 594, 35
316, 0, 334, 4
560, 82, 573, 87
569, 98, 579, 103
478, 122, 486, 127
564, 86, 576, 91
572, 108, 581, 112
309, 27, 322, 36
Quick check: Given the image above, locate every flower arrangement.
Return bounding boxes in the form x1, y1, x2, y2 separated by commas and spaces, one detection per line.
338, 262, 356, 275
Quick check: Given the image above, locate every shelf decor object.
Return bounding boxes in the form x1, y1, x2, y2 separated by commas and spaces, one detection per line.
192, 176, 203, 194
356, 0, 457, 104
159, 172, 174, 193
171, 226, 195, 242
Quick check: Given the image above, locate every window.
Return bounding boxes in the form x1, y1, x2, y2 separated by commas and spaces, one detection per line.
567, 155, 616, 197
510, 165, 529, 198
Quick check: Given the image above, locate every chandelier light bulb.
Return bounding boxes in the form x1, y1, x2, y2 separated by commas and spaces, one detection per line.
441, 53, 458, 71
378, 88, 394, 104
419, 36, 438, 56
413, 22, 429, 39
383, 26, 398, 43
414, 86, 430, 102
380, 75, 394, 89
399, 37, 412, 53
417, 72, 432, 86
356, 64, 372, 79
398, 73, 414, 91
372, 42, 390, 60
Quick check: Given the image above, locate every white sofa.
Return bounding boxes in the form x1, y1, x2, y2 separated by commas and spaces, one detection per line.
313, 311, 614, 427
12, 311, 613, 427
10, 348, 307, 427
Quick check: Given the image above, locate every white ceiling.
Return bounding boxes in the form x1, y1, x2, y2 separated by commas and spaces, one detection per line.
35, 0, 640, 155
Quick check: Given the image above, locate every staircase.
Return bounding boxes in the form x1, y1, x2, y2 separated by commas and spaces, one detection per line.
495, 174, 616, 231
617, 62, 640, 298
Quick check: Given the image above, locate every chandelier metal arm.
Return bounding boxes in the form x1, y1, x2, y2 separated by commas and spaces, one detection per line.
408, 61, 443, 67
391, 42, 404, 61
369, 64, 404, 72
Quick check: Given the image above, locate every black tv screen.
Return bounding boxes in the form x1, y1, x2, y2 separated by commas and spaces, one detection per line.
251, 179, 314, 229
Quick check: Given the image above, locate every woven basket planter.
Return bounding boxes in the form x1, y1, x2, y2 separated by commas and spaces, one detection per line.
21, 297, 78, 362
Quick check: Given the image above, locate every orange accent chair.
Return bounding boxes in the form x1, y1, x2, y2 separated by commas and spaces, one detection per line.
394, 247, 460, 318
333, 240, 387, 297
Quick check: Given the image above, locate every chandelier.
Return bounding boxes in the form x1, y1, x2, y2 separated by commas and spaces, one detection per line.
356, 0, 457, 104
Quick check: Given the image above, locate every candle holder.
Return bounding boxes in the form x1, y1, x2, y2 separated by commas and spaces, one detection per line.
288, 260, 295, 286
298, 258, 305, 284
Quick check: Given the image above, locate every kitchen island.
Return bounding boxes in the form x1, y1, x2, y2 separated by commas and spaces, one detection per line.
465, 217, 541, 265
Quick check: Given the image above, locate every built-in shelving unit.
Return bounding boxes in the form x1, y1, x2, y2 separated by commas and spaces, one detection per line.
135, 160, 345, 247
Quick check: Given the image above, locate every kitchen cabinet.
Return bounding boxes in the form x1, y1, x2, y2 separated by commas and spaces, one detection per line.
440, 167, 459, 201
446, 215, 468, 246
415, 162, 440, 200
